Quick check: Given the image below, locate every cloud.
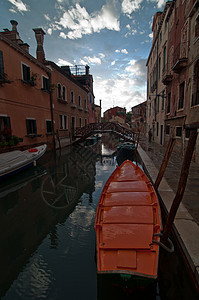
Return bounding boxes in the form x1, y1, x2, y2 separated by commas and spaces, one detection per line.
80, 55, 102, 65
44, 14, 51, 21
8, 0, 28, 13
122, 0, 143, 15
125, 59, 146, 80
57, 58, 73, 66
54, 3, 120, 39
94, 76, 146, 113
121, 49, 128, 54
115, 49, 128, 54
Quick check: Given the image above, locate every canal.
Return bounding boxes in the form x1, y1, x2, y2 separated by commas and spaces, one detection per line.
0, 135, 198, 299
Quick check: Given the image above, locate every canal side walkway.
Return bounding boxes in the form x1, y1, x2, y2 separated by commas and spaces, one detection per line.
137, 135, 199, 290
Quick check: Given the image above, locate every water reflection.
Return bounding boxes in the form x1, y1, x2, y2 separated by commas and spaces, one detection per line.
0, 135, 198, 299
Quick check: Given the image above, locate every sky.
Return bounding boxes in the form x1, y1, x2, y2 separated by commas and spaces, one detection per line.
0, 0, 168, 113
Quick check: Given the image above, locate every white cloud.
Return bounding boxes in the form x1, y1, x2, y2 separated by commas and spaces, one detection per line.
111, 61, 116, 66
80, 56, 102, 65
57, 58, 73, 66
47, 28, 52, 35
115, 49, 128, 54
125, 59, 146, 80
94, 76, 146, 113
44, 14, 51, 21
149, 32, 153, 39
55, 3, 120, 39
8, 0, 28, 12
122, 0, 143, 15
59, 32, 67, 39
121, 49, 128, 54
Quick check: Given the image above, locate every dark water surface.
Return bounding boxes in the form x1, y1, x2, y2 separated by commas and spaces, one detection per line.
0, 136, 198, 299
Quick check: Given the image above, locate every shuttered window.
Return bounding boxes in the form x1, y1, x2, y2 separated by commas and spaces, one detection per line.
26, 119, 37, 134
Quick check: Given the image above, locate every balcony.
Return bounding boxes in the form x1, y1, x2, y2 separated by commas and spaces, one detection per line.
78, 106, 83, 111
172, 42, 188, 73
71, 102, 77, 109
162, 69, 173, 85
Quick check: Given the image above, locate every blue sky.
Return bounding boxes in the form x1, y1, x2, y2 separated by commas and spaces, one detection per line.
0, 0, 168, 113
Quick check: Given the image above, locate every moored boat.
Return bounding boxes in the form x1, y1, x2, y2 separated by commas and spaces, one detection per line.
0, 144, 47, 180
94, 160, 162, 287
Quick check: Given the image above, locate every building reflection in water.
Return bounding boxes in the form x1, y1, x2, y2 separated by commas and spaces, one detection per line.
0, 143, 97, 297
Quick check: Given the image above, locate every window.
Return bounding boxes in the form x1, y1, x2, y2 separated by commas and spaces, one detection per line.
42, 76, 49, 91
176, 126, 182, 137
167, 92, 171, 114
46, 120, 53, 133
85, 119, 87, 126
195, 14, 199, 38
59, 115, 67, 130
62, 86, 66, 101
57, 83, 61, 98
79, 118, 82, 128
0, 50, 5, 81
84, 99, 87, 108
156, 122, 159, 136
185, 129, 190, 139
71, 91, 74, 103
178, 81, 185, 109
157, 96, 159, 113
166, 125, 170, 135
163, 45, 166, 73
162, 91, 165, 111
0, 115, 11, 142
22, 63, 30, 82
78, 96, 81, 106
26, 119, 37, 135
158, 56, 161, 79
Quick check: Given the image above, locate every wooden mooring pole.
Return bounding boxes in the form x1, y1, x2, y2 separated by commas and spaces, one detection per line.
161, 129, 198, 244
154, 138, 176, 191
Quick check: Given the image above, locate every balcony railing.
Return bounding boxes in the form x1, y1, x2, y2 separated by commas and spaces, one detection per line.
172, 42, 188, 73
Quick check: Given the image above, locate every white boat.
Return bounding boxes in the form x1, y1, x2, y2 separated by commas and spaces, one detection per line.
0, 144, 47, 180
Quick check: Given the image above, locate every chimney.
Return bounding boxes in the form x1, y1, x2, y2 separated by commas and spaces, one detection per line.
10, 20, 18, 32
85, 65, 90, 75
33, 28, 46, 62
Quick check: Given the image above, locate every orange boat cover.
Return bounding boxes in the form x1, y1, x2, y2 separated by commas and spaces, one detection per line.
94, 160, 162, 279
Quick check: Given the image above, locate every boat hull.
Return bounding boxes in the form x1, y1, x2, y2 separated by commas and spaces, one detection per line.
94, 160, 162, 287
0, 144, 47, 181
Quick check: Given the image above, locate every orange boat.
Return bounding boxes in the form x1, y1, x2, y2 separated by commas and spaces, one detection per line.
94, 160, 162, 287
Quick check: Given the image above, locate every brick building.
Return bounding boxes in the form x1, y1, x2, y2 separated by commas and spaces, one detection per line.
103, 106, 126, 124
147, 0, 199, 162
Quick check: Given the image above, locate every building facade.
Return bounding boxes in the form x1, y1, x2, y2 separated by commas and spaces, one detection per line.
0, 21, 52, 149
147, 0, 199, 162
103, 106, 126, 124
0, 20, 95, 151
131, 101, 147, 134
146, 2, 171, 145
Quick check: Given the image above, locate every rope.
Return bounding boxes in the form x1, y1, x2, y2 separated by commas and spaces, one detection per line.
152, 233, 174, 253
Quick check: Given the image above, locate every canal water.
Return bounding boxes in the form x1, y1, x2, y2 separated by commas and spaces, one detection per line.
0, 135, 198, 300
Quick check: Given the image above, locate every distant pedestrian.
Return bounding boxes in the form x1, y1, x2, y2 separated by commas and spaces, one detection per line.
148, 128, 152, 142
